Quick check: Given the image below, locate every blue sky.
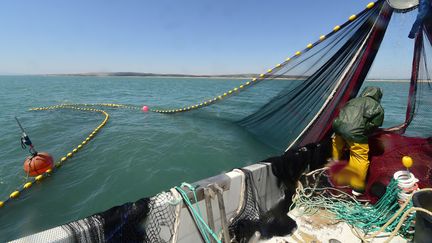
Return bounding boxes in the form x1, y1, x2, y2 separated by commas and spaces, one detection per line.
0, 0, 418, 78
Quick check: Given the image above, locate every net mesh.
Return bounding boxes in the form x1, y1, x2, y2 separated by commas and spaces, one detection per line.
228, 169, 263, 242
228, 169, 297, 242
14, 2, 432, 242
62, 216, 104, 243
157, 0, 392, 152
58, 192, 178, 243
406, 19, 432, 137
144, 192, 178, 243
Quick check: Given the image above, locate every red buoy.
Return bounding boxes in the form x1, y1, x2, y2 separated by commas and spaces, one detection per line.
23, 152, 54, 177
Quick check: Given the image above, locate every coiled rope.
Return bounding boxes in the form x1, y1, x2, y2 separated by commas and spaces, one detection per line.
291, 168, 432, 242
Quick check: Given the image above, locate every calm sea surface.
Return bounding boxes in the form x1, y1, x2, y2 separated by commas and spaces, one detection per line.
0, 76, 429, 241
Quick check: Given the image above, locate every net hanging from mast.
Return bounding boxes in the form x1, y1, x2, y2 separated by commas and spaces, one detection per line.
155, 0, 393, 152
404, 15, 432, 137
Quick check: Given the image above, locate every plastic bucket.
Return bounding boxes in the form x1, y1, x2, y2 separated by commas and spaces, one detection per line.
413, 191, 432, 243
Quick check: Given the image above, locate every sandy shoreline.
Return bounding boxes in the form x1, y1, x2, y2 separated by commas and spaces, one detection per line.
0, 74, 418, 82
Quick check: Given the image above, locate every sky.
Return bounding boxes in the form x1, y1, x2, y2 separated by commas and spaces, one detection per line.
0, 0, 419, 78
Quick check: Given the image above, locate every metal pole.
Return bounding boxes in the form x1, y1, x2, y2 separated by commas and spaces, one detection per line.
15, 117, 26, 133
212, 184, 231, 243
204, 188, 216, 243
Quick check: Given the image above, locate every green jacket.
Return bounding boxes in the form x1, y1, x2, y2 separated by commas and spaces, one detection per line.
333, 86, 384, 143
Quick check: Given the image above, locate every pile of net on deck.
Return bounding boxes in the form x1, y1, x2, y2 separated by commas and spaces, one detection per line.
291, 167, 424, 241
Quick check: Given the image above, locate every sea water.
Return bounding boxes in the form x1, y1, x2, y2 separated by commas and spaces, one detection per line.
0, 75, 428, 241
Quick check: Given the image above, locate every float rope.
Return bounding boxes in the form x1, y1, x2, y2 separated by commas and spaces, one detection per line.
58, 103, 141, 110
0, 104, 111, 208
0, 0, 380, 209
151, 1, 378, 114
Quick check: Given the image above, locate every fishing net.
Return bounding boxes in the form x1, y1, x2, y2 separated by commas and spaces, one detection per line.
227, 140, 333, 242
98, 191, 178, 243
228, 169, 296, 242
325, 12, 430, 200
350, 19, 432, 203
61, 216, 105, 242
364, 134, 432, 201
142, 192, 178, 243
228, 169, 263, 242
292, 168, 417, 239
156, 0, 393, 152
405, 17, 432, 137
383, 12, 432, 137
11, 1, 432, 242
54, 197, 152, 243
15, 191, 180, 243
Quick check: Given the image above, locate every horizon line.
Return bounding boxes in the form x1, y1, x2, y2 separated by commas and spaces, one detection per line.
0, 72, 411, 80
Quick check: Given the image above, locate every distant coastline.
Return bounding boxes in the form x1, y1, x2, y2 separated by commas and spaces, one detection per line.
45, 72, 413, 82
0, 72, 413, 82
47, 72, 307, 80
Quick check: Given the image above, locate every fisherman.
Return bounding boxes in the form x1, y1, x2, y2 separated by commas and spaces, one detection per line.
408, 0, 432, 39
331, 86, 384, 195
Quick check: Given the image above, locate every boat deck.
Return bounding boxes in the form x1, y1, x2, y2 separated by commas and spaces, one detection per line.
262, 208, 407, 243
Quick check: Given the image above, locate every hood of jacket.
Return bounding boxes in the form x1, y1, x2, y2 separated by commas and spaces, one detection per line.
360, 86, 383, 102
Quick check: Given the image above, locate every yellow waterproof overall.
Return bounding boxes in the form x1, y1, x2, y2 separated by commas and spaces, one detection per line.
332, 134, 370, 191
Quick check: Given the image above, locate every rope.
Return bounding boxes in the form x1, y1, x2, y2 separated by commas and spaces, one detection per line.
292, 168, 432, 241
0, 104, 111, 209
150, 2, 379, 114
365, 188, 432, 242
175, 184, 222, 243
0, 1, 382, 208
345, 190, 432, 242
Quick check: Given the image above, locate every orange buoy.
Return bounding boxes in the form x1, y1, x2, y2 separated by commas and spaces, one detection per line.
23, 152, 54, 177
